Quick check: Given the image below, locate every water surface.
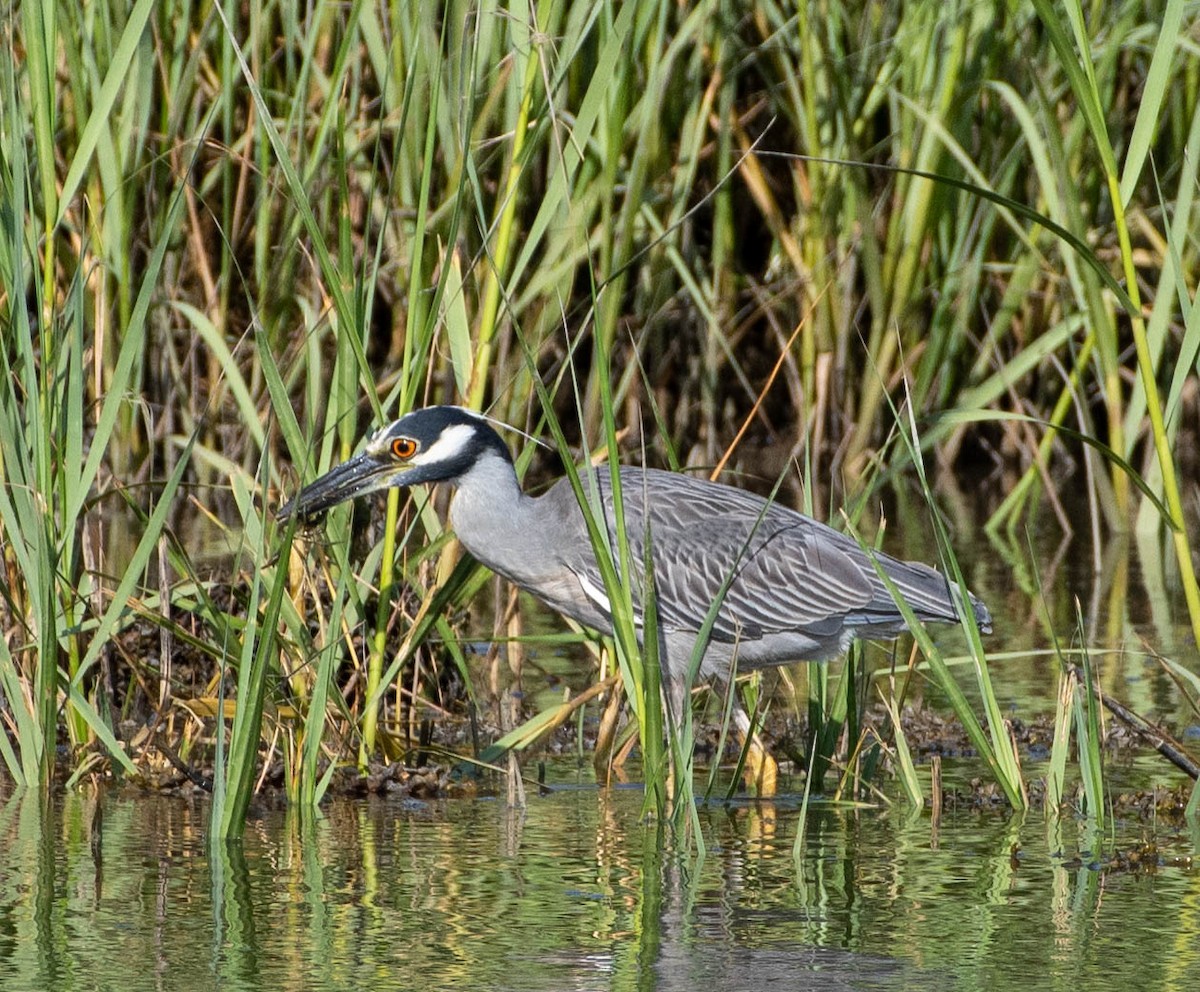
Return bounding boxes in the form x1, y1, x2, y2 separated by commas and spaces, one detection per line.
6, 479, 1198, 990
1, 784, 1196, 992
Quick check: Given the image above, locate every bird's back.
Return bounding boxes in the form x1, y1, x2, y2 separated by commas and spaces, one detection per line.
539, 466, 989, 662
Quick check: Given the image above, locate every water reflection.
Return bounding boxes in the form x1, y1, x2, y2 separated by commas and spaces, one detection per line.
0, 786, 1196, 991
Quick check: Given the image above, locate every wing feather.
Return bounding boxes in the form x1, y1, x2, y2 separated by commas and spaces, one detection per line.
549, 467, 962, 643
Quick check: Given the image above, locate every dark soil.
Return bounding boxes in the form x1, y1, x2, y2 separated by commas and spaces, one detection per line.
36, 607, 1199, 825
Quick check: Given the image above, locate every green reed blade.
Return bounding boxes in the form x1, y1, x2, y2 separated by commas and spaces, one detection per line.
54, 0, 155, 228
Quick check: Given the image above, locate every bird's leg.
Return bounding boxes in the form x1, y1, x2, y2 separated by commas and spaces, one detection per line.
708, 656, 778, 798
662, 667, 689, 736
732, 698, 778, 798
499, 584, 526, 809
657, 633, 689, 801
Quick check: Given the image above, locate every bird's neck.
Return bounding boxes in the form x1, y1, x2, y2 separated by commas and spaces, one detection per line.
446, 451, 535, 579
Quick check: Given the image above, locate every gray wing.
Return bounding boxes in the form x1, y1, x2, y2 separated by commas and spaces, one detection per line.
552, 467, 963, 643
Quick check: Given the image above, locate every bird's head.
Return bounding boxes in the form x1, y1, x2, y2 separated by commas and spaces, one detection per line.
277, 406, 511, 523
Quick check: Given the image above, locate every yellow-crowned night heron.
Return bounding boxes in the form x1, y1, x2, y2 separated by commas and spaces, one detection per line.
278, 406, 991, 718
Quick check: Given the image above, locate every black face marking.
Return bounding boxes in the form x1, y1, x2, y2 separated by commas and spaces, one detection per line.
381, 407, 513, 470
277, 407, 517, 522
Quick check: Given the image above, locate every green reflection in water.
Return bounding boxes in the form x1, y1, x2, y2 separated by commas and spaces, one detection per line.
0, 786, 1197, 992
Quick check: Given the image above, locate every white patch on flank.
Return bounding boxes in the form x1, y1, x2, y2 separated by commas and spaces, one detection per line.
573, 570, 613, 615
411, 423, 477, 466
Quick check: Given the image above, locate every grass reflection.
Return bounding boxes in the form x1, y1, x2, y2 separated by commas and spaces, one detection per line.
0, 788, 1197, 990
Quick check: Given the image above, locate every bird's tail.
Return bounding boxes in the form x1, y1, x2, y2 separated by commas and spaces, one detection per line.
862, 551, 991, 634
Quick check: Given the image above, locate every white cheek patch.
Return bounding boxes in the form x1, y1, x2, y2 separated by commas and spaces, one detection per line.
412, 423, 476, 465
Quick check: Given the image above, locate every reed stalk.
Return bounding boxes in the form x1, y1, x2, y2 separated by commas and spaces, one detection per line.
2, 0, 1197, 802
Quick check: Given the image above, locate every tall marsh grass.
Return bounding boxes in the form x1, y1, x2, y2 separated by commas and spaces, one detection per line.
1, 2, 1197, 816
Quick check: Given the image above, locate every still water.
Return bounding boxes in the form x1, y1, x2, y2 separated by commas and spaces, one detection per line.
0, 781, 1197, 992
4, 486, 1198, 990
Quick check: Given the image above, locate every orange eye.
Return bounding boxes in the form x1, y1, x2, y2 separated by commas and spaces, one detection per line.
391, 437, 418, 459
